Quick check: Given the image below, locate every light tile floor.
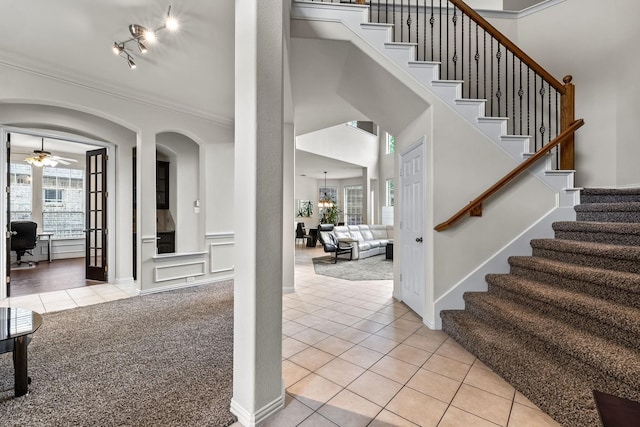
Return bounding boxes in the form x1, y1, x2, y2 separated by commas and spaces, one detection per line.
2, 249, 560, 426
0, 283, 137, 313
263, 247, 561, 427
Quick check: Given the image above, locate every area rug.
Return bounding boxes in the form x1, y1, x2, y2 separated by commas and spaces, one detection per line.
0, 282, 236, 427
313, 254, 393, 281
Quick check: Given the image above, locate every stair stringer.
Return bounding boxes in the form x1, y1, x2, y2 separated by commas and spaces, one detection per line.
433, 206, 576, 329
291, 1, 579, 209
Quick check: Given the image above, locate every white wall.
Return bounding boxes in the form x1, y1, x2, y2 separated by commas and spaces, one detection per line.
296, 123, 379, 175
0, 61, 235, 296
515, 0, 640, 187
294, 175, 319, 229
156, 132, 202, 253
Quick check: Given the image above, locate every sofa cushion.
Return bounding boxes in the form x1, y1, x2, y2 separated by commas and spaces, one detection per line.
367, 240, 381, 248
333, 226, 351, 240
370, 225, 388, 240
358, 242, 372, 251
361, 229, 374, 241
350, 230, 365, 243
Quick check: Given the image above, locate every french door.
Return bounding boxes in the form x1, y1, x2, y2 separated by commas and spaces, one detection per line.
86, 148, 108, 281
5, 132, 11, 296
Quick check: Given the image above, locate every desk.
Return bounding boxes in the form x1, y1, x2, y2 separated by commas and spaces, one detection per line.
38, 232, 54, 262
0, 307, 42, 397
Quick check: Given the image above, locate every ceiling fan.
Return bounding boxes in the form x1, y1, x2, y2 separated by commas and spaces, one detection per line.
24, 138, 78, 167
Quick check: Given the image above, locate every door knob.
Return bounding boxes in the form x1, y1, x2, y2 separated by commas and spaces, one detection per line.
415, 237, 423, 243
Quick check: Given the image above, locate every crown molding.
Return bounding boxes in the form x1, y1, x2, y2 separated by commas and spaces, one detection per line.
0, 51, 233, 128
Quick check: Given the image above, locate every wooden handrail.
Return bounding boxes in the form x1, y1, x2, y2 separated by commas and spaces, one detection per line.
448, 0, 565, 94
434, 119, 584, 232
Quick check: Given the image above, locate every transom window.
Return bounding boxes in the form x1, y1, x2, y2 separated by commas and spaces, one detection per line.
385, 132, 395, 154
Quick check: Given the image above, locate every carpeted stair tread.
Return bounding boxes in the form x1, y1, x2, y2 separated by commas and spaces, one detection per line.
462, 292, 640, 389
552, 221, 640, 246
581, 188, 640, 204
509, 256, 640, 309
575, 202, 640, 212
486, 273, 640, 349
530, 239, 640, 274
575, 202, 640, 222
441, 310, 603, 426
508, 256, 640, 295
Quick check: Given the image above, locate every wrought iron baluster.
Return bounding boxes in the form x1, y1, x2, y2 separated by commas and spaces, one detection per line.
467, 14, 471, 99
386, 0, 389, 22
401, 0, 404, 42
496, 42, 502, 117
490, 38, 494, 116
527, 66, 531, 142
393, 1, 397, 42
534, 74, 538, 150
475, 24, 479, 99
461, 12, 465, 91
452, 7, 458, 80
555, 90, 561, 170
512, 53, 515, 135
407, 0, 411, 46
415, 0, 419, 58
539, 77, 546, 146
483, 31, 487, 106
439, 0, 442, 68
430, 0, 434, 61
446, 1, 449, 79
518, 61, 523, 136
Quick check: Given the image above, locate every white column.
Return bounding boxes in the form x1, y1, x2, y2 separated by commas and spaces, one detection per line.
231, 0, 285, 425
362, 167, 370, 224
283, 123, 295, 293
137, 131, 157, 292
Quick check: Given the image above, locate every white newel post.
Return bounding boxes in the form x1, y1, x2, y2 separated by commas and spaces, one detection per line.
231, 0, 285, 425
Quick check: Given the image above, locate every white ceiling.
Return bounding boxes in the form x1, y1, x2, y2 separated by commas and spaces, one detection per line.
0, 1, 369, 179
0, 0, 235, 123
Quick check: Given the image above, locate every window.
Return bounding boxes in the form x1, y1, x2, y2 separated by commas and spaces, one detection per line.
386, 178, 395, 207
344, 185, 363, 225
385, 132, 395, 154
9, 163, 32, 221
42, 167, 84, 238
319, 186, 337, 206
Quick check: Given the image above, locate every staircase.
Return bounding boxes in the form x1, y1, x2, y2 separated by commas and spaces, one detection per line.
441, 188, 640, 426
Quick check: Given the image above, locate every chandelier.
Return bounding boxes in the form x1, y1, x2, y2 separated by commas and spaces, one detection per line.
318, 172, 334, 208
112, 6, 179, 69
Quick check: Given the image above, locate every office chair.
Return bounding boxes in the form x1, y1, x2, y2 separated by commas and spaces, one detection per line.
11, 221, 38, 266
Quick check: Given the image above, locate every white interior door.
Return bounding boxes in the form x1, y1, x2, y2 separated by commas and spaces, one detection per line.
400, 142, 425, 317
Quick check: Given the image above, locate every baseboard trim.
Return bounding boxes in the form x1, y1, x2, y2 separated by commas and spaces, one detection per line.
230, 388, 285, 427
139, 276, 233, 296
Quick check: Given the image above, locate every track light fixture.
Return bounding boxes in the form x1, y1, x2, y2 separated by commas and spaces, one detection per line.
112, 5, 178, 69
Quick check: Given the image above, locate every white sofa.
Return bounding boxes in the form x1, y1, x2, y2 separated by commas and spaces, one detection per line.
331, 225, 394, 260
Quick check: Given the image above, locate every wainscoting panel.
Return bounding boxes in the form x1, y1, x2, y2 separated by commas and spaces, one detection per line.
154, 261, 205, 283
206, 232, 235, 275
209, 242, 234, 274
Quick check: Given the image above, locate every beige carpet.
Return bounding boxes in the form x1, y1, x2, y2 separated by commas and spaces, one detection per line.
0, 282, 236, 426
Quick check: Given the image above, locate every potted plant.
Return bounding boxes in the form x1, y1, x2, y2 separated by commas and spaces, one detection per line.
320, 204, 342, 225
